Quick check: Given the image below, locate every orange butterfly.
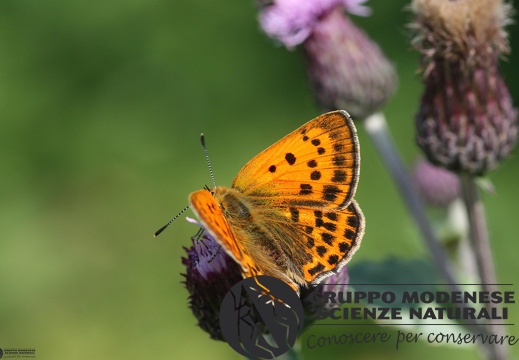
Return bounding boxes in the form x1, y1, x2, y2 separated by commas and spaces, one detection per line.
189, 110, 364, 293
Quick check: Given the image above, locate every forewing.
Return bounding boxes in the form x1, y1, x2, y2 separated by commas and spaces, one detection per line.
232, 110, 360, 210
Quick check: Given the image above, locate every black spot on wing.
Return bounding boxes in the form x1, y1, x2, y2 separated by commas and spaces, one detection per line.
344, 229, 356, 240
306, 236, 315, 249
289, 207, 299, 222
325, 212, 338, 221
310, 171, 321, 180
347, 215, 358, 227
339, 242, 350, 253
299, 183, 313, 195
327, 255, 339, 265
307, 160, 317, 168
268, 165, 276, 173
316, 246, 327, 257
285, 153, 296, 165
311, 139, 321, 146
333, 143, 344, 152
332, 155, 346, 166
322, 185, 341, 202
331, 170, 347, 183
323, 222, 337, 231
329, 131, 340, 139
308, 263, 325, 276
321, 232, 335, 245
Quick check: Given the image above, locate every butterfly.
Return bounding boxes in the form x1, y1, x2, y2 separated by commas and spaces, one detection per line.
189, 110, 364, 294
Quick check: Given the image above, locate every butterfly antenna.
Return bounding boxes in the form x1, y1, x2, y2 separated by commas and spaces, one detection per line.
154, 204, 190, 237
200, 133, 217, 188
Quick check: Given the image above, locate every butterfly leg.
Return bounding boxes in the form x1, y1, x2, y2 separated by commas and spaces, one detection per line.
247, 275, 295, 308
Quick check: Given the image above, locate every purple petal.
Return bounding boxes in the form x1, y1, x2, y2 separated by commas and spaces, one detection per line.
259, 0, 371, 48
342, 0, 372, 17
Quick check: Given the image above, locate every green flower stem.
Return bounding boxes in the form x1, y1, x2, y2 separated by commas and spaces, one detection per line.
363, 112, 459, 286
460, 174, 508, 360
362, 113, 491, 342
459, 176, 497, 286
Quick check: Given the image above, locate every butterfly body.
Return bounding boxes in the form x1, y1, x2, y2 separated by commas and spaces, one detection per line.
190, 187, 307, 289
189, 111, 365, 294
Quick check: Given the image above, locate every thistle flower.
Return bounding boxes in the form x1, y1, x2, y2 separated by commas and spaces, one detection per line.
182, 218, 243, 340
182, 216, 352, 337
258, 0, 396, 119
412, 157, 460, 207
411, 0, 518, 175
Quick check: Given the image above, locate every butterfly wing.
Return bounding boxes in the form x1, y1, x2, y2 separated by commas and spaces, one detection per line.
281, 200, 365, 284
232, 110, 360, 210
189, 189, 262, 278
231, 110, 364, 284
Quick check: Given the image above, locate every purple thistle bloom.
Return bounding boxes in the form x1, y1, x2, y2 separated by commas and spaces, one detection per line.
182, 216, 352, 337
258, 0, 396, 119
182, 218, 243, 340
185, 218, 231, 280
258, 0, 371, 48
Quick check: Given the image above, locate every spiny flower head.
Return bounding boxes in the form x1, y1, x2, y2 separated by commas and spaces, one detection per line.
411, 0, 517, 175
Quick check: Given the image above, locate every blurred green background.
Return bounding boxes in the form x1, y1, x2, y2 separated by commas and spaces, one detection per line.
1, 1, 518, 359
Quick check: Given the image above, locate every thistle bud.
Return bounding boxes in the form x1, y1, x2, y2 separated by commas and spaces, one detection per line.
411, 0, 518, 175
258, 0, 396, 119
412, 158, 460, 207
